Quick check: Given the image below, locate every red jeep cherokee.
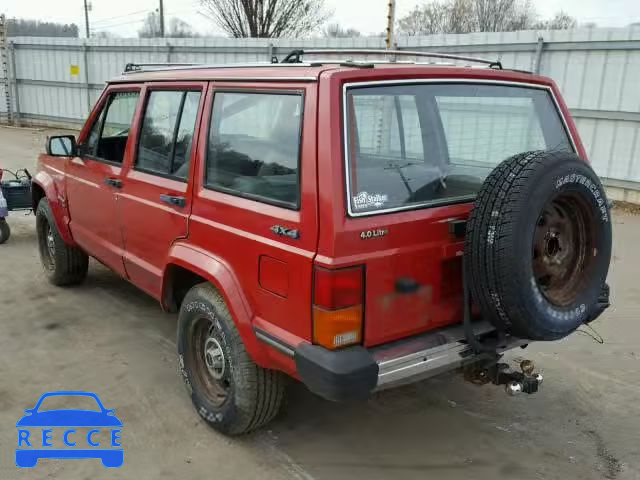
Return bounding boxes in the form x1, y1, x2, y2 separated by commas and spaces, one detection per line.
32, 50, 611, 435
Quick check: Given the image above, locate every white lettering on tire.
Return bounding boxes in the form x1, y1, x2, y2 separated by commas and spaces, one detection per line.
555, 173, 609, 222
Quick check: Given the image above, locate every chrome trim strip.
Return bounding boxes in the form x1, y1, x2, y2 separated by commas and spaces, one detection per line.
374, 333, 526, 389
376, 341, 472, 388
342, 78, 579, 218
254, 328, 295, 357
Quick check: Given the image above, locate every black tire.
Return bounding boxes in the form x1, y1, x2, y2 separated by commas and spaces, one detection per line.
36, 199, 89, 286
0, 219, 10, 244
177, 283, 285, 435
465, 150, 612, 340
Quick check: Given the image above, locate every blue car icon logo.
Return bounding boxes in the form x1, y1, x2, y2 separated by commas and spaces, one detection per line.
16, 391, 123, 468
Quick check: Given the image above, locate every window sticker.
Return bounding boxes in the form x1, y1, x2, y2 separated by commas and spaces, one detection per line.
352, 192, 389, 211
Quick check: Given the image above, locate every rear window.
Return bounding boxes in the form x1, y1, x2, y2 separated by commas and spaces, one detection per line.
345, 83, 573, 215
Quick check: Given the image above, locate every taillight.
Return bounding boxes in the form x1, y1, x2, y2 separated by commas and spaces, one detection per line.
312, 266, 364, 350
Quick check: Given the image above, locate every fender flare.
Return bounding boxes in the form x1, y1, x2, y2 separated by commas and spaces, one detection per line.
162, 243, 265, 362
32, 171, 76, 246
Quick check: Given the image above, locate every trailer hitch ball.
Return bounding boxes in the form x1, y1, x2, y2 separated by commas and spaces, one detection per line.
505, 381, 523, 396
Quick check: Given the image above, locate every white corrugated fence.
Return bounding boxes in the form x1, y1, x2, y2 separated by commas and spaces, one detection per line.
1, 28, 639, 200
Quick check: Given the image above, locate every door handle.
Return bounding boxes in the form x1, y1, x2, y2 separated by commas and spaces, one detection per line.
104, 177, 122, 188
160, 194, 186, 208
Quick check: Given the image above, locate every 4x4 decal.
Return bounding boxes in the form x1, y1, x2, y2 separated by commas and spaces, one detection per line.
270, 225, 300, 240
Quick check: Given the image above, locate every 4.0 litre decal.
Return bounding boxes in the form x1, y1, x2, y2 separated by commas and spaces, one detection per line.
360, 228, 388, 240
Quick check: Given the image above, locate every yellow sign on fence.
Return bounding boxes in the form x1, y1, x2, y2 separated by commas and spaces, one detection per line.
70, 65, 80, 76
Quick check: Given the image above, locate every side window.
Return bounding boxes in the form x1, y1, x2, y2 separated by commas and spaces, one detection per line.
137, 90, 201, 179
84, 91, 140, 164
205, 92, 302, 208
85, 108, 106, 155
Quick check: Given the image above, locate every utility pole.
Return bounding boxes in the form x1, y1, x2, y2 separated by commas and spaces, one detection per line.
83, 0, 91, 38
385, 0, 396, 49
159, 0, 165, 37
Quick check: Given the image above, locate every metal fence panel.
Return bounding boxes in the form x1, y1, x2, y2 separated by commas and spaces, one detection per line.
2, 28, 640, 191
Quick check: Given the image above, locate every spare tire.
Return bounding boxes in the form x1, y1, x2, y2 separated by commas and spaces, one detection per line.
465, 150, 612, 341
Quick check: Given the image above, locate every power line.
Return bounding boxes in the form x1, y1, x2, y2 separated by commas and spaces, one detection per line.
91, 17, 149, 29
92, 9, 150, 25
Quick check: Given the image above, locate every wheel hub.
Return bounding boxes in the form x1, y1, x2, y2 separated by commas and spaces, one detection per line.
204, 336, 225, 380
532, 193, 596, 306
46, 226, 55, 258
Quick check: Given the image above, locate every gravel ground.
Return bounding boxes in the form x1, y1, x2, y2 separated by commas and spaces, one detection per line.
1, 125, 639, 480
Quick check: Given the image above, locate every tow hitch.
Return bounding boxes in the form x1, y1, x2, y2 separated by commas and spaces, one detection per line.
464, 358, 543, 395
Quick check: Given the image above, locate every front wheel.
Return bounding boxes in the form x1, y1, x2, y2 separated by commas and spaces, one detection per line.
177, 283, 285, 435
0, 218, 10, 244
36, 199, 89, 286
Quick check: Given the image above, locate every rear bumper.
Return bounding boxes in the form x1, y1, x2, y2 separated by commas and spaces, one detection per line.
294, 321, 526, 402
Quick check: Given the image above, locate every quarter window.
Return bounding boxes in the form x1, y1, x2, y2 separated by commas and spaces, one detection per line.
205, 92, 303, 208
136, 90, 201, 179
85, 91, 139, 164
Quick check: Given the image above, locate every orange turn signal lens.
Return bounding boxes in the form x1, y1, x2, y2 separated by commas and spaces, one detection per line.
312, 304, 363, 350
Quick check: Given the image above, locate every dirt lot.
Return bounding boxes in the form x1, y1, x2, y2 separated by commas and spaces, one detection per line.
1, 125, 639, 480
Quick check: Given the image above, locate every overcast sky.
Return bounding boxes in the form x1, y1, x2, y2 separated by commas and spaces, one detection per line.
3, 0, 640, 37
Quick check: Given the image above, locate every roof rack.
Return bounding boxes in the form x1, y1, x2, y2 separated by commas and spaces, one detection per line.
277, 49, 503, 69
121, 49, 505, 75
124, 62, 199, 73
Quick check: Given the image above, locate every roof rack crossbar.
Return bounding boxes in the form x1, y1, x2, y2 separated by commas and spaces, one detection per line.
124, 62, 200, 73
279, 48, 502, 69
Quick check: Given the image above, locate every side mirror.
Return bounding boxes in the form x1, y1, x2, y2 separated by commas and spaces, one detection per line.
46, 135, 77, 157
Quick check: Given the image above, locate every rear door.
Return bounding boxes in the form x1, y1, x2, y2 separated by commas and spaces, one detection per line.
117, 82, 205, 298
331, 80, 574, 347
189, 82, 318, 343
66, 87, 141, 275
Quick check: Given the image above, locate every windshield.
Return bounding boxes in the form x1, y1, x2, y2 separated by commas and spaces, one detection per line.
345, 82, 573, 215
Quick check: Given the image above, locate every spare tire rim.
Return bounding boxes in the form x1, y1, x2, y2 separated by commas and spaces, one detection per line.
532, 192, 596, 307
189, 317, 230, 407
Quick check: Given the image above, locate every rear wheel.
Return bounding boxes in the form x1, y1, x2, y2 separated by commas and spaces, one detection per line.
177, 283, 285, 435
465, 150, 612, 340
36, 199, 88, 286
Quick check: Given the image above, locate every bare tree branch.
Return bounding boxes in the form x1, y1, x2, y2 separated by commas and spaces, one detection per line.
397, 0, 575, 35
200, 0, 330, 38
533, 11, 578, 30
323, 23, 361, 38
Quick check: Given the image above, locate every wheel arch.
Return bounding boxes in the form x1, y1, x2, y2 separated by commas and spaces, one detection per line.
162, 243, 265, 363
32, 172, 75, 246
